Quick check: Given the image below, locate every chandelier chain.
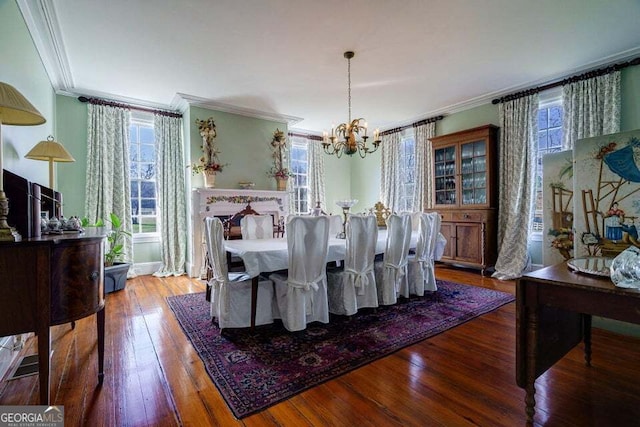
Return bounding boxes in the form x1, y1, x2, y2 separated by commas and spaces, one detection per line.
347, 56, 352, 123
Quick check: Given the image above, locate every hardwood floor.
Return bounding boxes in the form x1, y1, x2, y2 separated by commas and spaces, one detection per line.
1, 265, 640, 426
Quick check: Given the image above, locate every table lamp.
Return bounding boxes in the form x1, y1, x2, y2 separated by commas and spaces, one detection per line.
25, 135, 75, 189
0, 82, 46, 241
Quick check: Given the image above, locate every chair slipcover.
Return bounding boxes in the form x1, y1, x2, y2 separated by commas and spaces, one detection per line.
408, 212, 441, 294
241, 214, 274, 239
205, 217, 274, 329
374, 214, 412, 305
327, 215, 378, 315
270, 216, 330, 331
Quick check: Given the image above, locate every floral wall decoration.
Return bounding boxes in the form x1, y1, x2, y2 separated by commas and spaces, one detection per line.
572, 129, 640, 258
267, 128, 293, 180
190, 117, 228, 175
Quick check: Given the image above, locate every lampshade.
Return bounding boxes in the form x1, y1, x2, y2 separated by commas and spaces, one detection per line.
0, 82, 46, 125
25, 136, 75, 189
25, 136, 75, 163
0, 82, 46, 241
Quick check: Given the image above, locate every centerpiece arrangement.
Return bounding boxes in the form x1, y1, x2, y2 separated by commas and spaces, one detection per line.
266, 128, 293, 191
190, 117, 227, 188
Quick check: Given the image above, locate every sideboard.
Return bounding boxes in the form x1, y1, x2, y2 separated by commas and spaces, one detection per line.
0, 230, 106, 404
190, 188, 289, 278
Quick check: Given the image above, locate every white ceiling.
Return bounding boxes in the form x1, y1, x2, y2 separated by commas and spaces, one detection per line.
20, 0, 640, 133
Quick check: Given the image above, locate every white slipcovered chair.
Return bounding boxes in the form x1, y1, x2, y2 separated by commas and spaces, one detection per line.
327, 215, 378, 315
407, 213, 435, 295
205, 217, 275, 330
374, 214, 412, 305
270, 216, 331, 332
241, 214, 274, 239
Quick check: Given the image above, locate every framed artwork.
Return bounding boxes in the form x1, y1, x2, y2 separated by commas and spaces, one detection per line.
572, 129, 640, 258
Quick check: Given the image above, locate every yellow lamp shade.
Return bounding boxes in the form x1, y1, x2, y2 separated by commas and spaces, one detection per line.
25, 136, 75, 162
0, 82, 46, 125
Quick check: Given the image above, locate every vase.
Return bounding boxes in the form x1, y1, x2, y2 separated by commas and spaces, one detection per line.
203, 171, 216, 188
276, 177, 287, 191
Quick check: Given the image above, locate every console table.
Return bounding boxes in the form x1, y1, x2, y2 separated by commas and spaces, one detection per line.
0, 230, 106, 405
516, 263, 640, 423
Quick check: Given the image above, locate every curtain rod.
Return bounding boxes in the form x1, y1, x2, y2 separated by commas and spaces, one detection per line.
492, 56, 640, 105
380, 114, 444, 137
287, 132, 323, 141
78, 96, 182, 118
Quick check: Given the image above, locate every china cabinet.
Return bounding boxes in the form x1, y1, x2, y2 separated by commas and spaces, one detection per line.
428, 125, 498, 274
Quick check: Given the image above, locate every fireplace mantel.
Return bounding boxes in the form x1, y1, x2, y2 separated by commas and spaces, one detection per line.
189, 188, 289, 278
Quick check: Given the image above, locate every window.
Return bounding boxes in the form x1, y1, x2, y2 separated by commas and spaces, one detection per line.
397, 134, 416, 212
291, 141, 309, 214
129, 118, 158, 235
532, 101, 563, 233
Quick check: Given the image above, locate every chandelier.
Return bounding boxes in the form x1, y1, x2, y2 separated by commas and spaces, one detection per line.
322, 51, 381, 158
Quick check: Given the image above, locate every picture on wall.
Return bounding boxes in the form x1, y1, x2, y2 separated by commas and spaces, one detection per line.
542, 150, 574, 265
572, 129, 640, 258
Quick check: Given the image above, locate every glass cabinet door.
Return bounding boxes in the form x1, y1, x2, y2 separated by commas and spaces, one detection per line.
434, 145, 456, 205
460, 140, 487, 205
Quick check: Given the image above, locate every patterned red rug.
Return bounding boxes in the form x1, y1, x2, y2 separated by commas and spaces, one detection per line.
166, 280, 514, 419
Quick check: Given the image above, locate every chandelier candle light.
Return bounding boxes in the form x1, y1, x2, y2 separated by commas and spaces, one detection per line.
322, 51, 381, 158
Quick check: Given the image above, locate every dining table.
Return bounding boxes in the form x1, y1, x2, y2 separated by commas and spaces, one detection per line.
222, 230, 446, 329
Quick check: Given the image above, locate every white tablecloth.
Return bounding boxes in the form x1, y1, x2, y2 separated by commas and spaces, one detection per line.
224, 230, 446, 278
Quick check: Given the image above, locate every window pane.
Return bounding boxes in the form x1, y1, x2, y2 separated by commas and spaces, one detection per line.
140, 163, 155, 180
538, 130, 548, 150
549, 105, 563, 127
130, 126, 137, 143
140, 126, 154, 143
549, 128, 562, 148
538, 109, 548, 130
141, 198, 156, 215
141, 181, 156, 197
130, 163, 139, 178
130, 181, 139, 197
140, 144, 155, 162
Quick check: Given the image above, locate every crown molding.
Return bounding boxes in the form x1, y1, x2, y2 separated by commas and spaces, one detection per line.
17, 0, 73, 91
172, 93, 303, 126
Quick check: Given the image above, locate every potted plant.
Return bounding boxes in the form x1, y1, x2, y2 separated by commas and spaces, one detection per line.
190, 117, 228, 188
267, 128, 293, 191
82, 212, 131, 293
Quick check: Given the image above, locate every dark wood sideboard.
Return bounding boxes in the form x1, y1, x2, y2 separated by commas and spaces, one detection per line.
516, 263, 640, 424
0, 230, 106, 405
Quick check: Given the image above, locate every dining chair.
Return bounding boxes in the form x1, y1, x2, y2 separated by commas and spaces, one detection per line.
241, 214, 274, 239
407, 212, 434, 296
327, 214, 378, 315
374, 213, 412, 305
270, 216, 330, 332
205, 217, 275, 330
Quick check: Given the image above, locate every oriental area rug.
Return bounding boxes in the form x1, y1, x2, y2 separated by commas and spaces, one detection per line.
166, 280, 514, 419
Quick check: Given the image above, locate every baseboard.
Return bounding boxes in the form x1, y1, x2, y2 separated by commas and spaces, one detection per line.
132, 261, 163, 276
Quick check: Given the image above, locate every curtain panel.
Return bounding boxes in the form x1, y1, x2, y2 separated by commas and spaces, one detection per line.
85, 104, 134, 268
307, 138, 326, 212
562, 71, 621, 150
413, 122, 436, 211
380, 132, 401, 212
492, 94, 538, 280
153, 115, 187, 277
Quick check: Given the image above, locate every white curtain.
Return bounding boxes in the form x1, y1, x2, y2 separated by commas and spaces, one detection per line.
153, 114, 187, 277
413, 122, 436, 211
380, 131, 401, 212
307, 137, 326, 212
492, 94, 539, 280
562, 71, 621, 150
85, 104, 134, 268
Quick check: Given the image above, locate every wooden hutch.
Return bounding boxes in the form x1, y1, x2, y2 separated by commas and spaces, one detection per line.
427, 124, 499, 275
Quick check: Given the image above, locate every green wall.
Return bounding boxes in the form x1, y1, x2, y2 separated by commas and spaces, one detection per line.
1, 0, 54, 186
621, 65, 640, 131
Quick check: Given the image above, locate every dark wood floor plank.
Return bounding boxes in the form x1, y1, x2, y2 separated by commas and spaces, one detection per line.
1, 265, 640, 426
